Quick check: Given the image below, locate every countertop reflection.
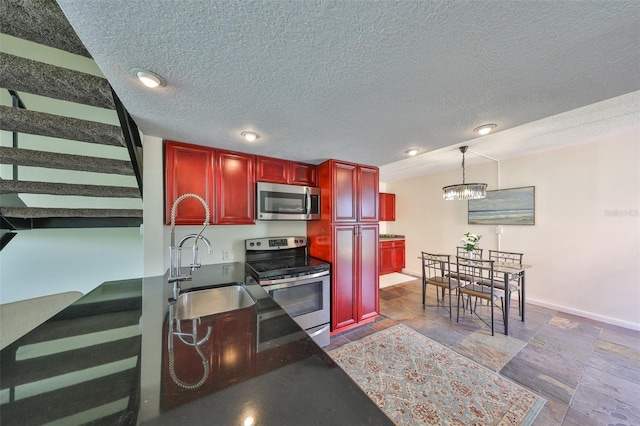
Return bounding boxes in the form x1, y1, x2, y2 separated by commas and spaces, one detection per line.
1, 263, 392, 425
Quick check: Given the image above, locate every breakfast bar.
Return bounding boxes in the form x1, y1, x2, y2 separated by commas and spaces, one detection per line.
0, 263, 392, 425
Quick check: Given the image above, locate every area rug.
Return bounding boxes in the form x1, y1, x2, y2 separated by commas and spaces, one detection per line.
329, 324, 545, 425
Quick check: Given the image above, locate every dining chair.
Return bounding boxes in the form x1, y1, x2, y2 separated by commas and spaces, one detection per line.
456, 246, 483, 259
455, 256, 506, 336
488, 250, 524, 318
421, 252, 460, 319
449, 246, 484, 282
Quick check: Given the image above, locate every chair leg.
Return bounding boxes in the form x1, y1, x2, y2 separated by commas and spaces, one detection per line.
490, 297, 494, 336
456, 290, 461, 323
502, 298, 507, 330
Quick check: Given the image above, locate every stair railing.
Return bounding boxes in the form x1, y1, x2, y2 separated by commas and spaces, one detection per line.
111, 88, 143, 198
7, 90, 26, 181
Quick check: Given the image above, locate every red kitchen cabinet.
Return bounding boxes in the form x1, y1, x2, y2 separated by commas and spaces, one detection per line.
312, 223, 379, 331
256, 155, 318, 186
165, 141, 254, 225
308, 159, 380, 333
358, 165, 379, 222
393, 240, 406, 272
379, 193, 396, 221
216, 150, 254, 224
358, 224, 379, 322
320, 160, 378, 223
165, 141, 215, 225
379, 241, 394, 275
332, 225, 358, 329
379, 240, 405, 275
289, 161, 317, 186
255, 156, 288, 184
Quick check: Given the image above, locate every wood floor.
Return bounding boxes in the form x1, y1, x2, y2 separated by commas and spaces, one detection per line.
325, 278, 640, 425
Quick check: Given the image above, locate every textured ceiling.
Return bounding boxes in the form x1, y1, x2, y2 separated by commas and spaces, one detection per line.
56, 0, 640, 181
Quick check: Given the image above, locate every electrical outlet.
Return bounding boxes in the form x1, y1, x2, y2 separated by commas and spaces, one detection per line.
222, 249, 232, 261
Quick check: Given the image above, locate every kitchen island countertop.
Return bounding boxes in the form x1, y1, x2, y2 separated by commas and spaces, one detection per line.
0, 263, 392, 425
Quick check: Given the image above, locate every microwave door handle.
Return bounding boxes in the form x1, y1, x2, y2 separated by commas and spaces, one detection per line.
305, 187, 311, 218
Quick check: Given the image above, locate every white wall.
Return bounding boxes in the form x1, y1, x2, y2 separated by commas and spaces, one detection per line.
383, 132, 640, 330
0, 34, 144, 304
0, 227, 143, 303
141, 136, 307, 278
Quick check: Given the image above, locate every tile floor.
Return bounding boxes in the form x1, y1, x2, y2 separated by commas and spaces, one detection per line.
325, 278, 640, 425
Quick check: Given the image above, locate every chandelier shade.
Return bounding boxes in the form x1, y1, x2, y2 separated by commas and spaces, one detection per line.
442, 146, 487, 200
442, 182, 487, 200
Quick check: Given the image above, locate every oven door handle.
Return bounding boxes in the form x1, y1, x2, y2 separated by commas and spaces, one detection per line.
307, 324, 330, 339
259, 270, 329, 287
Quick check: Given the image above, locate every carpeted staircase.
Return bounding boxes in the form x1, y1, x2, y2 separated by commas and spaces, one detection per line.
0, 0, 143, 250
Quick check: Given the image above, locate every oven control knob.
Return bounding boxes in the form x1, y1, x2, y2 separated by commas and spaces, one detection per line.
256, 242, 261, 246
249, 242, 254, 247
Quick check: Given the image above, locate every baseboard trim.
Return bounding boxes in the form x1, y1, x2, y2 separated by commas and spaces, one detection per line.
404, 268, 640, 331
527, 298, 640, 331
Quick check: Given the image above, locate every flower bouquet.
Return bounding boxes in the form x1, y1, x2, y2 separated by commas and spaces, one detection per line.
460, 232, 482, 256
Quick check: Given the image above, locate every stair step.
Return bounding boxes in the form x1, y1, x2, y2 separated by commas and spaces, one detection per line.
0, 207, 142, 219
0, 147, 134, 175
1, 0, 91, 57
0, 53, 115, 109
1, 106, 125, 147
0, 180, 141, 198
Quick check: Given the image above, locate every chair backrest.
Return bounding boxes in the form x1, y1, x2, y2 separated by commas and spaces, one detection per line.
488, 250, 523, 265
421, 252, 451, 281
455, 256, 494, 287
456, 246, 483, 258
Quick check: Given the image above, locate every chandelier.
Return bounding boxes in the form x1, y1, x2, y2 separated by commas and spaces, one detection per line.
442, 146, 487, 200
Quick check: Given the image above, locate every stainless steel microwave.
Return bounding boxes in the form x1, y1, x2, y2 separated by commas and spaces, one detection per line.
256, 182, 320, 220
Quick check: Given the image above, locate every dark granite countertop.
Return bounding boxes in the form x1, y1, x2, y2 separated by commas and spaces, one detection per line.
0, 263, 392, 425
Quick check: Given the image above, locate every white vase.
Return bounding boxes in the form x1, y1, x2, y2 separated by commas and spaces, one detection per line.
467, 251, 473, 260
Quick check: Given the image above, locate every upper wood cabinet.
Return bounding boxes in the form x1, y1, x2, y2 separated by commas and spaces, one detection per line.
289, 161, 317, 186
379, 193, 396, 221
255, 155, 318, 186
216, 150, 255, 224
255, 156, 288, 184
165, 141, 255, 225
319, 160, 378, 223
165, 141, 215, 225
358, 165, 379, 222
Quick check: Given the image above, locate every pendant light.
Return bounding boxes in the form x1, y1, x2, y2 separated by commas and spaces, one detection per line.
442, 146, 487, 200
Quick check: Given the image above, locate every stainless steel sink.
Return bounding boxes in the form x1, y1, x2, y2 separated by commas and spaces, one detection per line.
174, 284, 256, 320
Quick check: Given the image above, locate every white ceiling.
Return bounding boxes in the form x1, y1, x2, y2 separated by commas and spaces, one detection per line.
56, 1, 640, 182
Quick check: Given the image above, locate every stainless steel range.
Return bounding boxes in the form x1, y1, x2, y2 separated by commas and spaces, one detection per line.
245, 236, 330, 347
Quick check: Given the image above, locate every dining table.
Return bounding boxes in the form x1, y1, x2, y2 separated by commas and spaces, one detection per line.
489, 260, 530, 335
420, 253, 531, 335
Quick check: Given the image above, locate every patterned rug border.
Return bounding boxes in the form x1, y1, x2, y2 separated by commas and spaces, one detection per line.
329, 324, 546, 425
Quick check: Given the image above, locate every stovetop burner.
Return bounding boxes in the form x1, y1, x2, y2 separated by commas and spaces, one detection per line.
247, 256, 329, 280
245, 236, 330, 282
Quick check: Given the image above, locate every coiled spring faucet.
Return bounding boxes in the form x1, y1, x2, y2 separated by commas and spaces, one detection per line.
168, 193, 212, 292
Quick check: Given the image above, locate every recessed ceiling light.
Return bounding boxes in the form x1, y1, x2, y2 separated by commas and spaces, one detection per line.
130, 68, 165, 88
241, 131, 259, 142
405, 149, 418, 156
473, 124, 497, 136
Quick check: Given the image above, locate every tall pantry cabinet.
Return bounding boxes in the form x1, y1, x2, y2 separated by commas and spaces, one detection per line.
307, 160, 379, 333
